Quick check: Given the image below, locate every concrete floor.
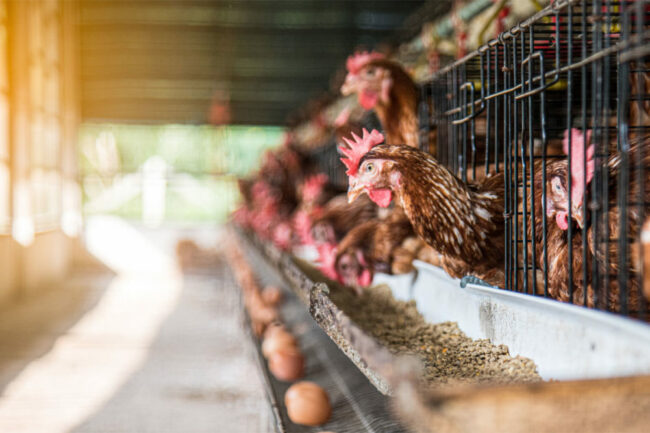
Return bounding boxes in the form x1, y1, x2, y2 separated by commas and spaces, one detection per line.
0, 218, 273, 433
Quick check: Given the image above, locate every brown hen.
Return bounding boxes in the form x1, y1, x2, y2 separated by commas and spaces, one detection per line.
535, 129, 650, 312
531, 158, 595, 306
340, 52, 421, 150
335, 207, 415, 290
310, 194, 380, 245
341, 129, 505, 285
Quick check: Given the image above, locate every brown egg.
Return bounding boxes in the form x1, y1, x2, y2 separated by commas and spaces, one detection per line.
268, 346, 305, 382
262, 329, 297, 358
252, 304, 277, 326
247, 290, 277, 325
284, 381, 331, 426
238, 269, 256, 290
262, 285, 283, 306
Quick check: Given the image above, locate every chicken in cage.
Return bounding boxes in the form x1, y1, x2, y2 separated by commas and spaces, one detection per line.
419, 0, 650, 319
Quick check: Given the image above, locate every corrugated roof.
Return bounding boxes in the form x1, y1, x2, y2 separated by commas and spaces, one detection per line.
80, 0, 426, 125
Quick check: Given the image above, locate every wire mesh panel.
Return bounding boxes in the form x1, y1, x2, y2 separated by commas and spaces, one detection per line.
423, 0, 650, 319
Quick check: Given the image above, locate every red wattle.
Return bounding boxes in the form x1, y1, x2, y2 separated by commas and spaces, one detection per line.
359, 90, 378, 110
368, 188, 392, 208
358, 269, 372, 288
556, 211, 569, 231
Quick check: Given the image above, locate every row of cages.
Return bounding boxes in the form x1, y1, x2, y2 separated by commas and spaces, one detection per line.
311, 0, 650, 320
420, 0, 650, 318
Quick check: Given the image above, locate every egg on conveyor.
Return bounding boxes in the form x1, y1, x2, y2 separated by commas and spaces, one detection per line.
268, 346, 304, 381
261, 328, 297, 359
284, 381, 331, 426
261, 285, 283, 306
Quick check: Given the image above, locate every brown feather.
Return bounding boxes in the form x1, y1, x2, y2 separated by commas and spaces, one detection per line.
336, 207, 415, 274
361, 144, 505, 283
531, 135, 650, 312
365, 59, 422, 150
311, 194, 379, 242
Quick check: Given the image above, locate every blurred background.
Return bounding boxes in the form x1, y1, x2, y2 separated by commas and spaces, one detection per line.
0, 0, 426, 300
0, 1, 428, 432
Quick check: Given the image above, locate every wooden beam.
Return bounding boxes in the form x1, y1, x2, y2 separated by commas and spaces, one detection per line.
393, 372, 650, 433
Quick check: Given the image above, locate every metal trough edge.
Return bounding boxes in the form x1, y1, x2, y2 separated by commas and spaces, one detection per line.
237, 229, 399, 395
410, 260, 650, 381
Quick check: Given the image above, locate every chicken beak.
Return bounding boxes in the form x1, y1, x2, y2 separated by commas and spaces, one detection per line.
347, 183, 364, 203
573, 207, 585, 229
340, 74, 358, 96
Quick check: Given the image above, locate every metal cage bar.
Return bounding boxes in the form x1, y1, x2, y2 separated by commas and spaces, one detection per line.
422, 0, 650, 319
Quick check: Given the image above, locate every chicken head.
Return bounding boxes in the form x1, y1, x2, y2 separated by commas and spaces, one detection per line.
335, 248, 371, 294
340, 51, 393, 110
340, 129, 396, 208
310, 220, 337, 245
547, 128, 595, 230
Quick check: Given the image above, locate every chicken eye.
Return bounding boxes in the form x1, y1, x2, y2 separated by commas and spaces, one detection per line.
365, 163, 375, 174
551, 177, 563, 194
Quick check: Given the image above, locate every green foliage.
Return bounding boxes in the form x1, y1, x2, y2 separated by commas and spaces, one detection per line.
79, 123, 283, 175
78, 123, 284, 222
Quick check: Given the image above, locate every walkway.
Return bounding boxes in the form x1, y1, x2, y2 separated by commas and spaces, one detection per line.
0, 217, 272, 433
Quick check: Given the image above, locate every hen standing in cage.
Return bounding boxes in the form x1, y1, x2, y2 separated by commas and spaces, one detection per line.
309, 194, 381, 246
536, 127, 650, 314
531, 0, 650, 314
341, 129, 506, 286
340, 51, 431, 151
333, 207, 415, 293
410, 0, 650, 318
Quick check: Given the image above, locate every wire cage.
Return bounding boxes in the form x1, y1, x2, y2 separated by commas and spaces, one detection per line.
422, 0, 650, 319
316, 112, 384, 191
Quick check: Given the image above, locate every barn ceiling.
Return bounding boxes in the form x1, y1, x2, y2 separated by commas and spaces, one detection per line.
79, 0, 429, 126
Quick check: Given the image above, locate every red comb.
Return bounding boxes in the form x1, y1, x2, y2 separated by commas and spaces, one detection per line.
339, 129, 385, 176
563, 128, 594, 206
317, 243, 340, 282
346, 51, 385, 75
251, 180, 271, 200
